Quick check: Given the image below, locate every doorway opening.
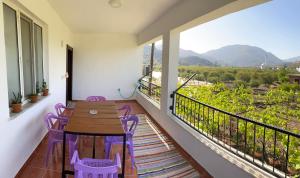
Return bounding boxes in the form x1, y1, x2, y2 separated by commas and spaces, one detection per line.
66, 45, 73, 105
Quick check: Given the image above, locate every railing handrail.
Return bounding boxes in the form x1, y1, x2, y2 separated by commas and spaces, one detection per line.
173, 73, 197, 93
175, 92, 300, 138
140, 79, 161, 88
138, 70, 153, 82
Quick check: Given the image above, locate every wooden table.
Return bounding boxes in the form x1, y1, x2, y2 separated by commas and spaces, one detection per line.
61, 101, 126, 178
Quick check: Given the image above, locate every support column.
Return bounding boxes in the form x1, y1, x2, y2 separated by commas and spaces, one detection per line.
148, 43, 155, 96
0, 0, 10, 121
160, 31, 180, 114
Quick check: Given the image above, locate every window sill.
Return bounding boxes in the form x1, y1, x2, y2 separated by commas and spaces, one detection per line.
9, 94, 50, 120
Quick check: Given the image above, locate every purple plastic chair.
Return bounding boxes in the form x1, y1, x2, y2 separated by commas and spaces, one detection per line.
86, 96, 106, 102
71, 150, 121, 178
44, 113, 77, 166
118, 105, 131, 120
105, 115, 139, 168
54, 103, 71, 129
103, 105, 132, 144
55, 103, 72, 117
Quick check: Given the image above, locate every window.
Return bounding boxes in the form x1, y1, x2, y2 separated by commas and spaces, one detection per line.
34, 24, 44, 87
20, 15, 34, 98
3, 4, 20, 104
3, 3, 44, 104
140, 40, 162, 103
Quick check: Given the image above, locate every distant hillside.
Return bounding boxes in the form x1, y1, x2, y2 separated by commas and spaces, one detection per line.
179, 49, 202, 58
144, 44, 286, 67
143, 45, 162, 63
179, 56, 214, 66
143, 46, 213, 66
201, 45, 283, 67
284, 56, 300, 63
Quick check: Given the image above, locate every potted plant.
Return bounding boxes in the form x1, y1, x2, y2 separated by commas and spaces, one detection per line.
29, 82, 40, 103
267, 155, 281, 168
253, 146, 263, 159
11, 92, 22, 113
42, 79, 49, 96
29, 92, 38, 103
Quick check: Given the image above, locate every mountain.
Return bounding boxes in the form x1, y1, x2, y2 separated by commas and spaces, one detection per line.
179, 56, 214, 66
143, 46, 213, 66
144, 44, 284, 67
143, 45, 162, 63
284, 56, 300, 63
179, 49, 202, 58
201, 45, 283, 67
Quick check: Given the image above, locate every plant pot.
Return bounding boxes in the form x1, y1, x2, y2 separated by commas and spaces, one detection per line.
12, 103, 22, 113
267, 157, 281, 167
254, 151, 263, 159
43, 89, 49, 96
30, 95, 38, 103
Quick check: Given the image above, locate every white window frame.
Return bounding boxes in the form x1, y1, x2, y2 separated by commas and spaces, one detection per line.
3, 1, 45, 104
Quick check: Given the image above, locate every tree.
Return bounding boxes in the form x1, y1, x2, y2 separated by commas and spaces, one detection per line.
250, 79, 261, 87
278, 68, 289, 83
203, 71, 209, 83
261, 72, 276, 85
237, 72, 251, 83
221, 73, 235, 81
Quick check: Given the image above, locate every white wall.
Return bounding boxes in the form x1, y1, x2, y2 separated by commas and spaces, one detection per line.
0, 0, 73, 177
72, 33, 143, 100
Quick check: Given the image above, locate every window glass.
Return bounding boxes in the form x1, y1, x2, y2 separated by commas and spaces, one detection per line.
21, 16, 33, 97
3, 4, 21, 104
34, 24, 43, 88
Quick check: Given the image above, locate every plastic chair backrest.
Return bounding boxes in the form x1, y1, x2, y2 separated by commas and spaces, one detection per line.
86, 96, 106, 102
71, 150, 121, 178
122, 115, 139, 137
118, 105, 131, 119
55, 103, 66, 116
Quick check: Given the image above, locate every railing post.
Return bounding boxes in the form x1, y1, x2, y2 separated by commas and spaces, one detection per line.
148, 43, 155, 96
169, 92, 175, 113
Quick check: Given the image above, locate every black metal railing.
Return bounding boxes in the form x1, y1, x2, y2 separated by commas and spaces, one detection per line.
170, 75, 300, 178
138, 79, 161, 103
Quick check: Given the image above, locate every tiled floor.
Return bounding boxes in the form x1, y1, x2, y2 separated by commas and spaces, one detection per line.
16, 100, 211, 178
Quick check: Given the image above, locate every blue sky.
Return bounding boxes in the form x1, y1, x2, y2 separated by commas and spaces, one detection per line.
180, 0, 300, 59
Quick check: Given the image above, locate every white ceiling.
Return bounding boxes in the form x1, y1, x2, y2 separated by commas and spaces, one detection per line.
47, 0, 181, 34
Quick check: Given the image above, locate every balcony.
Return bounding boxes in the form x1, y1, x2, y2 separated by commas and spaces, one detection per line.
0, 0, 299, 178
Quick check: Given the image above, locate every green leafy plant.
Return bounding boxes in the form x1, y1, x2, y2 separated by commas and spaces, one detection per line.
35, 81, 43, 93
42, 79, 48, 90
12, 92, 22, 104
30, 81, 41, 96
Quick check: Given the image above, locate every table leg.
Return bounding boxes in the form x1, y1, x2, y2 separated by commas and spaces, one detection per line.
62, 132, 66, 178
121, 134, 126, 178
92, 136, 96, 158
